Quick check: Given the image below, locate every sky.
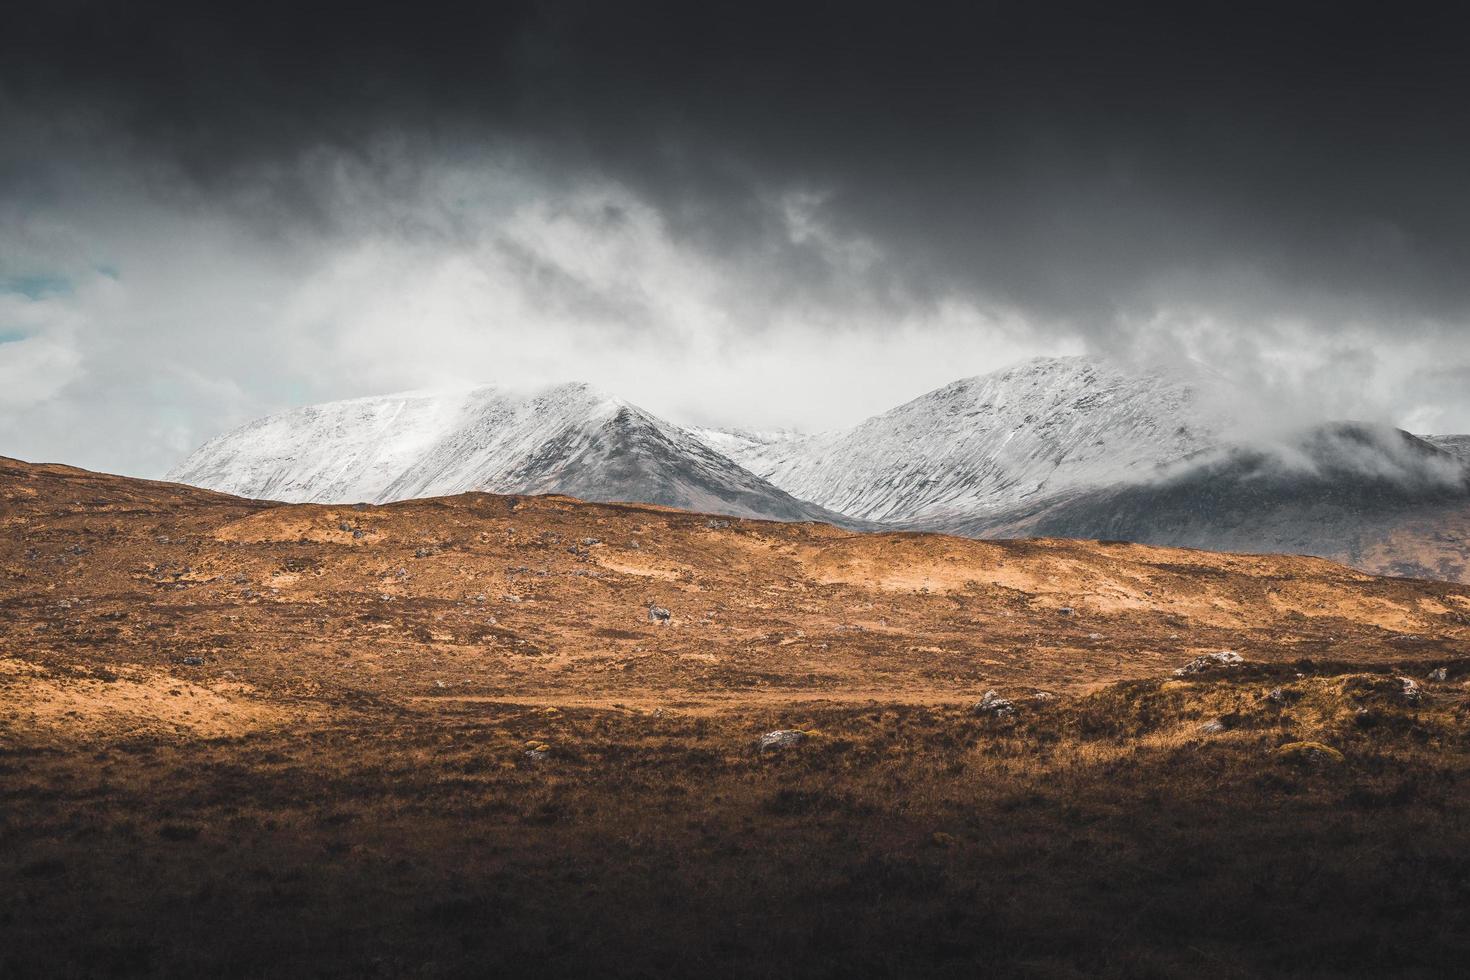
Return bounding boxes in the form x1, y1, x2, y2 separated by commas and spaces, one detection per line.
4, 1, 1470, 477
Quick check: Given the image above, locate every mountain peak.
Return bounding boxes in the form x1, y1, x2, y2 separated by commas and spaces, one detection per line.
932, 354, 1095, 392
697, 354, 1215, 523
167, 381, 845, 523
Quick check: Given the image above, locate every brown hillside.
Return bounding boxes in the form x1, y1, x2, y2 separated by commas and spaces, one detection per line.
3, 456, 1468, 733
5, 456, 1470, 977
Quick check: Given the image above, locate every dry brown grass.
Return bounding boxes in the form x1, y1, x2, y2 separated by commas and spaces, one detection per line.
5, 659, 1470, 977
4, 457, 1470, 976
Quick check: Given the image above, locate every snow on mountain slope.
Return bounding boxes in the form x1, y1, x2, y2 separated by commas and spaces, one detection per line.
680, 427, 819, 481
690, 356, 1223, 524
168, 382, 849, 522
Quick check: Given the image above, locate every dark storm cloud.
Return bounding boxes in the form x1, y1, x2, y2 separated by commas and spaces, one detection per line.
6, 0, 1470, 326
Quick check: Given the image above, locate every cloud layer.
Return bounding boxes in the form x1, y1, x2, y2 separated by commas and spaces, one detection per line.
4, 1, 1470, 475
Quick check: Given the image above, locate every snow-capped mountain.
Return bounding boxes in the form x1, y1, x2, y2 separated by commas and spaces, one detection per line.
690, 356, 1223, 524
175, 356, 1226, 527
168, 382, 848, 522
169, 359, 1470, 583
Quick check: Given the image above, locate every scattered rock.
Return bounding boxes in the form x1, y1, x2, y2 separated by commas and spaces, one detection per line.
1274, 741, 1345, 767
581, 537, 601, 546
1057, 607, 1074, 617
705, 519, 731, 529
1428, 666, 1450, 682
756, 730, 808, 752
1172, 650, 1244, 677
523, 740, 552, 762
972, 690, 1015, 717
648, 604, 672, 624
179, 656, 204, 666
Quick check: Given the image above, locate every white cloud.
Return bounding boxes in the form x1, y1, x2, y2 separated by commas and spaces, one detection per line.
3, 147, 1470, 479
0, 289, 87, 409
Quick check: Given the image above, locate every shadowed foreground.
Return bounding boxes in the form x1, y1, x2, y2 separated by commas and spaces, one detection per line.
3, 458, 1470, 976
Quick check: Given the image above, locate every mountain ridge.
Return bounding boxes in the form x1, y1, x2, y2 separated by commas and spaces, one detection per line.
167, 357, 1470, 582
687, 355, 1224, 523
168, 381, 852, 524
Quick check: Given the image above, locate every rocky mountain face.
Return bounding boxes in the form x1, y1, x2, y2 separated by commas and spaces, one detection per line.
168, 383, 849, 524
689, 356, 1223, 524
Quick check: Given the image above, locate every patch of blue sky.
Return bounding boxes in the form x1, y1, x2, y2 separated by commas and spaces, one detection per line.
0, 275, 72, 298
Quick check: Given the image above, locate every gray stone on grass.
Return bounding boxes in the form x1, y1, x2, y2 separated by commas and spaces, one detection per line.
973, 690, 1015, 717
757, 730, 808, 752
1173, 651, 1244, 677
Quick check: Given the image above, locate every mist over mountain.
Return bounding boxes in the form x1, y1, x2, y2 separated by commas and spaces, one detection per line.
956, 422, 1470, 581
1425, 434, 1470, 463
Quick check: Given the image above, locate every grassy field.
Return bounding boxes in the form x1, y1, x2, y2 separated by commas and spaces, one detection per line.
7, 660, 1470, 978
4, 457, 1470, 976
